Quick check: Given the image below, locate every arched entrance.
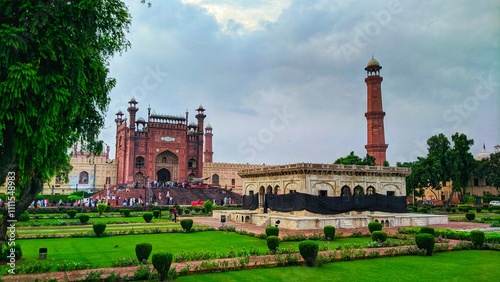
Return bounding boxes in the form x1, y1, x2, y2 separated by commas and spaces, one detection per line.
157, 168, 171, 182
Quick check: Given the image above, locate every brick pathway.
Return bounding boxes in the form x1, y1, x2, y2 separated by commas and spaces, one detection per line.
2, 217, 490, 282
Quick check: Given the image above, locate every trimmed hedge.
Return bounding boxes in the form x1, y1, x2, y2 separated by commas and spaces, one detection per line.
203, 200, 213, 214
180, 219, 194, 233
470, 230, 485, 249
323, 225, 336, 241
371, 231, 387, 242
368, 221, 383, 233
265, 226, 279, 237
67, 209, 77, 219
465, 212, 475, 221
415, 233, 435, 256
152, 252, 173, 281
135, 243, 153, 263
153, 210, 160, 219
78, 214, 90, 224
18, 211, 30, 222
266, 236, 280, 253
420, 226, 435, 236
93, 222, 106, 237
143, 213, 154, 223
299, 240, 319, 267
120, 208, 131, 217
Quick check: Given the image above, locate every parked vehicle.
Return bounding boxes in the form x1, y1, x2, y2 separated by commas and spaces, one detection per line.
489, 201, 500, 207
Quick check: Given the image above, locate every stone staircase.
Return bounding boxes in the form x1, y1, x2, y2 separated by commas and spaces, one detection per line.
93, 186, 242, 207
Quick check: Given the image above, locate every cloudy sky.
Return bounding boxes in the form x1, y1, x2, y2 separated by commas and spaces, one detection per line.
101, 0, 499, 165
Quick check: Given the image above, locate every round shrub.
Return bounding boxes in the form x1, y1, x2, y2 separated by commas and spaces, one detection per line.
415, 233, 435, 256
143, 212, 154, 223
265, 226, 279, 237
93, 222, 106, 237
298, 240, 319, 267
323, 225, 336, 241
266, 236, 280, 253
465, 212, 475, 221
97, 203, 107, 216
368, 221, 383, 233
78, 214, 90, 224
121, 208, 131, 217
475, 207, 482, 213
67, 209, 77, 219
153, 210, 160, 219
420, 226, 435, 236
18, 211, 30, 222
152, 252, 173, 281
135, 243, 153, 263
203, 199, 213, 214
470, 230, 485, 249
180, 219, 194, 233
371, 231, 387, 243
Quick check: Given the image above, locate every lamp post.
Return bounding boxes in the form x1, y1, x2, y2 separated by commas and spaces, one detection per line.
143, 174, 148, 210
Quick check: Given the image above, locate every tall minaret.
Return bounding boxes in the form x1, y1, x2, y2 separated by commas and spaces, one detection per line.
365, 57, 388, 165
204, 123, 213, 163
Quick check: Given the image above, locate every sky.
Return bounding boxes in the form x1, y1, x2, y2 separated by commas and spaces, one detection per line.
101, 0, 500, 165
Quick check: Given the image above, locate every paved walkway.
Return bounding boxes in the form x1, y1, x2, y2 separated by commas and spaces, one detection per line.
2, 218, 490, 282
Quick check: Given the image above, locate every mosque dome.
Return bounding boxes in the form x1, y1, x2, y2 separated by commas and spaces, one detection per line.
476, 144, 491, 160
205, 123, 212, 129
137, 117, 145, 123
367, 57, 380, 68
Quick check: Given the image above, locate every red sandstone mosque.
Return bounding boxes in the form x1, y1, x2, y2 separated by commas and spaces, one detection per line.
113, 100, 214, 187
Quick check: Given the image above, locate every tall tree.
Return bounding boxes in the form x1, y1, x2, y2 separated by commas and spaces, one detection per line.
476, 151, 500, 190
448, 133, 476, 203
0, 0, 131, 245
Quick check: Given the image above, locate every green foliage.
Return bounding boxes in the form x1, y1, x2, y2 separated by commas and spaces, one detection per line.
135, 243, 153, 264
104, 271, 121, 282
323, 225, 336, 240
78, 214, 90, 224
203, 199, 213, 214
92, 222, 106, 237
458, 204, 473, 212
420, 226, 435, 236
180, 219, 194, 232
18, 211, 30, 222
415, 233, 435, 256
265, 226, 279, 237
368, 221, 383, 233
120, 208, 131, 217
466, 212, 476, 221
152, 252, 173, 281
298, 240, 319, 267
0, 0, 132, 241
334, 151, 376, 166
143, 212, 154, 223
470, 230, 485, 249
266, 235, 280, 253
1, 243, 22, 262
134, 264, 152, 281
371, 231, 387, 242
67, 209, 77, 219
152, 210, 160, 219
97, 203, 107, 216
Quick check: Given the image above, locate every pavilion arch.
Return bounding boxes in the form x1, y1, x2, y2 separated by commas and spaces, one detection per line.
266, 185, 273, 194
366, 186, 376, 195
341, 185, 352, 197
155, 150, 178, 164
259, 186, 265, 207
274, 185, 280, 195
312, 182, 336, 196
382, 184, 403, 196
353, 185, 364, 196
212, 174, 220, 184
244, 184, 256, 195
284, 182, 299, 194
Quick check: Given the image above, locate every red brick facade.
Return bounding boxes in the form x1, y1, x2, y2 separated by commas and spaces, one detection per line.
114, 98, 212, 187
365, 58, 388, 165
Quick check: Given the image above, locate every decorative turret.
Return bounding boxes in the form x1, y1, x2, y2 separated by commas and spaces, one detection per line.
195, 104, 206, 134
365, 57, 388, 165
204, 123, 213, 163
115, 109, 124, 125
127, 97, 139, 131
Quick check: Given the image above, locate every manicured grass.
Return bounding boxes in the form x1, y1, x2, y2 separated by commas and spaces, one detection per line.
3, 233, 376, 274
176, 250, 500, 282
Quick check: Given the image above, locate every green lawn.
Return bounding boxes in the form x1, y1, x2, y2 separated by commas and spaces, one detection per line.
177, 250, 500, 282
2, 233, 378, 274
